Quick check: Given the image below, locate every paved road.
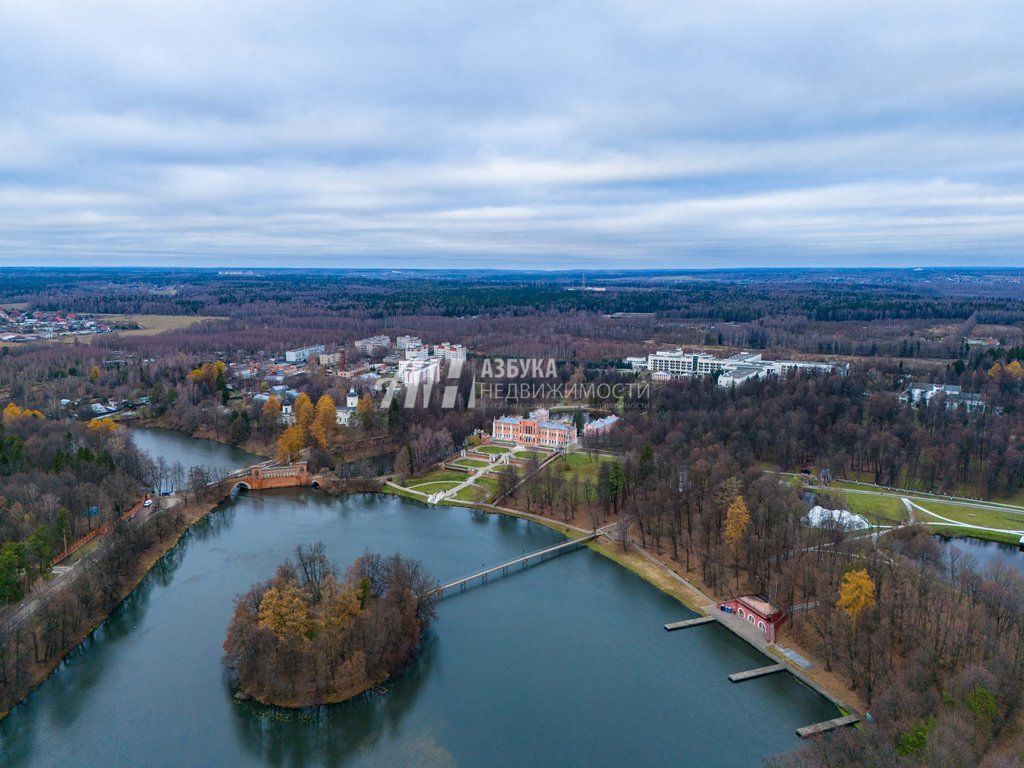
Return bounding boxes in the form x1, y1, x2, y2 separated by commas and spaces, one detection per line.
0, 497, 176, 637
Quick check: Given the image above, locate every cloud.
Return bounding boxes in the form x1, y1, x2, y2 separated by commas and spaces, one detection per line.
0, 0, 1022, 268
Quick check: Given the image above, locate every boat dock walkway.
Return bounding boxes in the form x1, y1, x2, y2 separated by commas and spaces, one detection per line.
728, 664, 786, 682
664, 616, 716, 631
797, 714, 862, 738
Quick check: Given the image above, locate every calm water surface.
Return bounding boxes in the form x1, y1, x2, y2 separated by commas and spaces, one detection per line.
130, 427, 264, 491
937, 535, 1024, 575
0, 430, 837, 768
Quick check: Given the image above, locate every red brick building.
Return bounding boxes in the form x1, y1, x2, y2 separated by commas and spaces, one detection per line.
718, 596, 787, 643
492, 414, 577, 449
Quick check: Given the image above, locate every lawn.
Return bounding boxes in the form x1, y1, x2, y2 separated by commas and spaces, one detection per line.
837, 491, 909, 526
515, 449, 552, 461
477, 445, 512, 455
413, 469, 469, 485
453, 458, 489, 468
549, 451, 620, 484
475, 475, 499, 493
409, 481, 462, 494
909, 498, 1024, 533
451, 485, 488, 502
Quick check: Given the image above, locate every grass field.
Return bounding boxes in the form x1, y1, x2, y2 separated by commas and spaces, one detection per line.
453, 458, 489, 468
516, 449, 552, 460
478, 445, 512, 455
910, 499, 1024, 533
1, 314, 222, 347
412, 469, 468, 485
547, 451, 620, 484
409, 481, 462, 494
836, 491, 909, 525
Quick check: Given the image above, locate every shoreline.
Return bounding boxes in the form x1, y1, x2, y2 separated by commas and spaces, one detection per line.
0, 492, 227, 721
2, 482, 855, 724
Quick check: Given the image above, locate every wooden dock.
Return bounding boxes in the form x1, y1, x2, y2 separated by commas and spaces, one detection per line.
664, 616, 716, 631
796, 714, 861, 738
728, 663, 786, 682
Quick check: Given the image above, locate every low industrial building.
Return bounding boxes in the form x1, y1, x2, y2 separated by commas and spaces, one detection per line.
639, 349, 839, 387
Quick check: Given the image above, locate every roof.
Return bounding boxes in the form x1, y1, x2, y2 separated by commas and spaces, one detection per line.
538, 420, 572, 432
737, 596, 781, 618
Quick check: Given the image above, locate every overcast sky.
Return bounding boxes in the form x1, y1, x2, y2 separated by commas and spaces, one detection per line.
1, 0, 1022, 269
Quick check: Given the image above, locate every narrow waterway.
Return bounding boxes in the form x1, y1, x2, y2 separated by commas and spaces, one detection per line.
130, 427, 264, 491
0, 430, 838, 767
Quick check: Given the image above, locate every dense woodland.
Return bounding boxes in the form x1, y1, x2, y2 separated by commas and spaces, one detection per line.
223, 545, 437, 707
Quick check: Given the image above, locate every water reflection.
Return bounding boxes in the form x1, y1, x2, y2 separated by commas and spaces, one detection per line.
0, 491, 838, 768
936, 534, 1024, 575
229, 634, 439, 768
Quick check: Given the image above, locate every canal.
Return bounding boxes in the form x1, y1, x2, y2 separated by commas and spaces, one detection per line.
0, 430, 838, 767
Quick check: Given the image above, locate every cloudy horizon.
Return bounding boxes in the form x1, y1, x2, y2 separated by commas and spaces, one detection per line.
1, 1, 1022, 269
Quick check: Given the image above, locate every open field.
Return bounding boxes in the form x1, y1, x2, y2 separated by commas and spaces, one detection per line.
1, 314, 222, 347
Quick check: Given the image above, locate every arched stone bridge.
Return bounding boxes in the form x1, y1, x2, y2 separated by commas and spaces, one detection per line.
229, 461, 314, 492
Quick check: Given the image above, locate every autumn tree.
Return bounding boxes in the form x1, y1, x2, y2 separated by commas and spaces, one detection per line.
293, 393, 314, 432
312, 394, 336, 449
723, 494, 750, 585
837, 568, 876, 637
277, 424, 305, 463
258, 581, 312, 641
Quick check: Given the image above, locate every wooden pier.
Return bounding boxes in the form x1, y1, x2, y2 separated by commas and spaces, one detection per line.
796, 714, 861, 738
432, 532, 597, 598
728, 663, 786, 682
664, 616, 716, 631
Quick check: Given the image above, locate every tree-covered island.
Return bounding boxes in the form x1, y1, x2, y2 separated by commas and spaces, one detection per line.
223, 543, 438, 707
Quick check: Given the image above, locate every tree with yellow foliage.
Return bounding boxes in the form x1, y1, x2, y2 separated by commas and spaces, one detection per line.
293, 393, 314, 431
257, 582, 312, 641
261, 394, 282, 424
88, 366, 101, 383
724, 495, 750, 584
2, 403, 44, 426
837, 568, 876, 637
1007, 360, 1024, 380
188, 360, 228, 393
312, 395, 336, 449
277, 424, 306, 463
988, 363, 1003, 378
87, 418, 119, 432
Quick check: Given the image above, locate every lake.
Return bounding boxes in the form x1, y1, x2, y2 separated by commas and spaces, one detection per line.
0, 430, 837, 767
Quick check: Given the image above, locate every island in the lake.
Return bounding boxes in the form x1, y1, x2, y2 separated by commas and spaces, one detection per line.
223, 542, 438, 707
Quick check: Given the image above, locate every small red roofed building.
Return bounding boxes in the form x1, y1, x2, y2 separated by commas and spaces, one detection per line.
718, 596, 787, 643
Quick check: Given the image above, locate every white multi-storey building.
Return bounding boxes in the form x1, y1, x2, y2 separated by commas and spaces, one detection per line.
397, 353, 441, 387
432, 342, 467, 362
355, 335, 390, 357
396, 335, 423, 351
284, 344, 326, 363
